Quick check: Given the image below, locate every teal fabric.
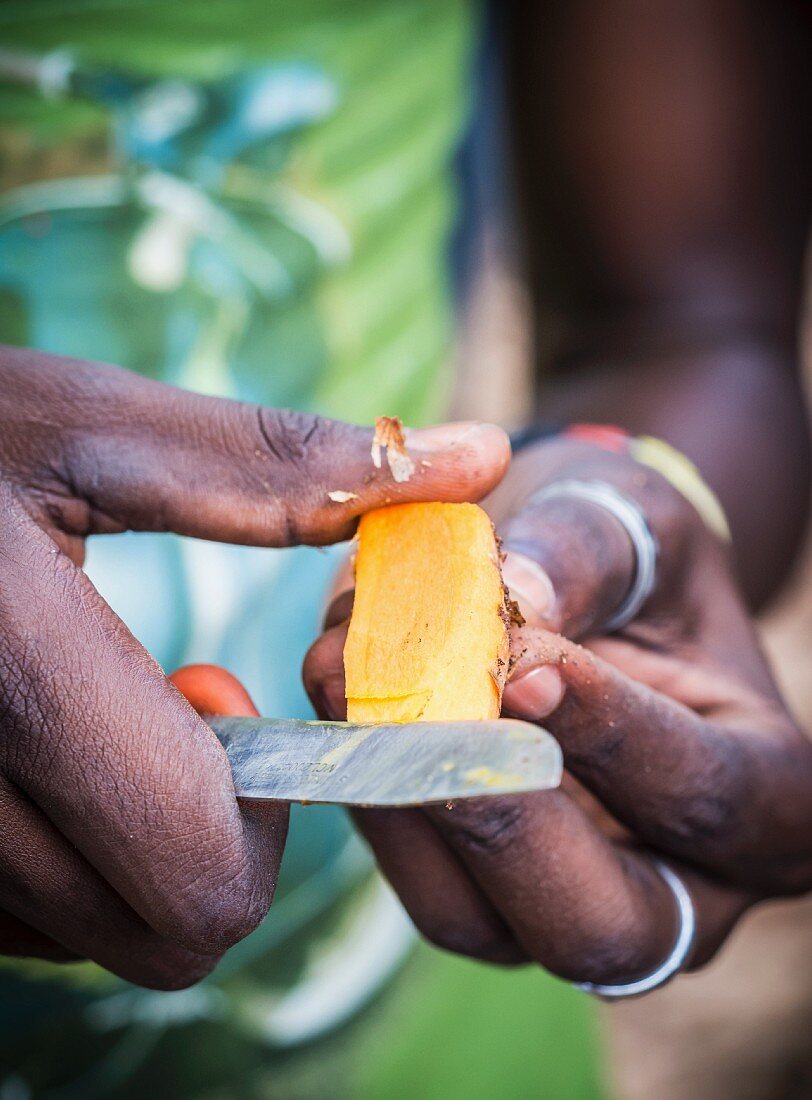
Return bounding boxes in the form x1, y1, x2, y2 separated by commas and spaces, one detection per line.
0, 0, 469, 423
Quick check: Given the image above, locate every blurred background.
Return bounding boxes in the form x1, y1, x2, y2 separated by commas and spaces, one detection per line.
0, 1, 810, 1097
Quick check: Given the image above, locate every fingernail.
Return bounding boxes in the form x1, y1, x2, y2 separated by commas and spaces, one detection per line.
407, 421, 493, 452
317, 676, 347, 720
503, 665, 565, 721
501, 550, 556, 627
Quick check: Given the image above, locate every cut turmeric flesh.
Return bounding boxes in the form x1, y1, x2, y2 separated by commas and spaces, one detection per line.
344, 502, 509, 722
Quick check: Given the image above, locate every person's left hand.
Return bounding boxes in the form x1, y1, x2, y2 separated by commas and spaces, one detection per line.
303, 436, 812, 987
0, 345, 510, 985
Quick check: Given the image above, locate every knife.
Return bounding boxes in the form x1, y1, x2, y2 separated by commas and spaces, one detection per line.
208, 717, 562, 807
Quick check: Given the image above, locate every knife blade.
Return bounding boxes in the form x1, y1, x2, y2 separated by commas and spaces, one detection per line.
208, 717, 562, 807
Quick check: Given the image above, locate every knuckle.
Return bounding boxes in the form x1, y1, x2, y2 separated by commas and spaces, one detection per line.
0, 646, 64, 783
166, 862, 271, 956
437, 798, 527, 857
566, 724, 625, 773
252, 409, 363, 545
665, 792, 736, 849
255, 407, 327, 467
646, 739, 744, 857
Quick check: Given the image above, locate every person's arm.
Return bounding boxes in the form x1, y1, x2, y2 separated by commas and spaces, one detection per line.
506, 0, 812, 606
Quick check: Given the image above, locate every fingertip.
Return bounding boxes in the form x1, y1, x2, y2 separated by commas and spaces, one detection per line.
302, 623, 349, 717
407, 420, 507, 456
478, 422, 512, 485
503, 665, 566, 721
407, 421, 511, 500
169, 664, 259, 718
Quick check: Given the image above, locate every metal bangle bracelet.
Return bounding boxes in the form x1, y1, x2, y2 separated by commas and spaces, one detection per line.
531, 479, 658, 632
576, 859, 697, 1000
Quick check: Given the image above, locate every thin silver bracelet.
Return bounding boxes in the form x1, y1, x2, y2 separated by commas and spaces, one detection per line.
531, 479, 658, 632
576, 860, 696, 1000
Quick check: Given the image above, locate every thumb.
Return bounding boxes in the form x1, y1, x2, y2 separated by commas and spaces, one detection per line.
499, 489, 637, 639
501, 626, 790, 885
8, 349, 510, 548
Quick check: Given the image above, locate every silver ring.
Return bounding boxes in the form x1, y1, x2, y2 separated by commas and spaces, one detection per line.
576, 860, 696, 1000
532, 479, 657, 632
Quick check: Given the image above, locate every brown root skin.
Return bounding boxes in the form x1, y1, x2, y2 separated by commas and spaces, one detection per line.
488, 642, 510, 704
505, 595, 526, 628
506, 648, 528, 682
371, 416, 415, 483
493, 525, 516, 703
509, 625, 584, 677
494, 568, 511, 703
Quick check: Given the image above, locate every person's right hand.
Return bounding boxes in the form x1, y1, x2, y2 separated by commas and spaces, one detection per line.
0, 344, 509, 989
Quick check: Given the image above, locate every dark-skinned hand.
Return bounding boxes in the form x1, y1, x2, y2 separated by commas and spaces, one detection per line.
304, 437, 812, 987
0, 345, 509, 988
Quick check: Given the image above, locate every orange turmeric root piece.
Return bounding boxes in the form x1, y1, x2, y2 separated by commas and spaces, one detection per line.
344, 502, 509, 722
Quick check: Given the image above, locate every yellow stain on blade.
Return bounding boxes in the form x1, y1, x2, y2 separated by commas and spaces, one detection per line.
463, 765, 526, 789
316, 725, 378, 771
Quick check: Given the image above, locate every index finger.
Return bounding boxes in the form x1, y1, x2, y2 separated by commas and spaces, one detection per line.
3, 348, 510, 549
504, 626, 812, 892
